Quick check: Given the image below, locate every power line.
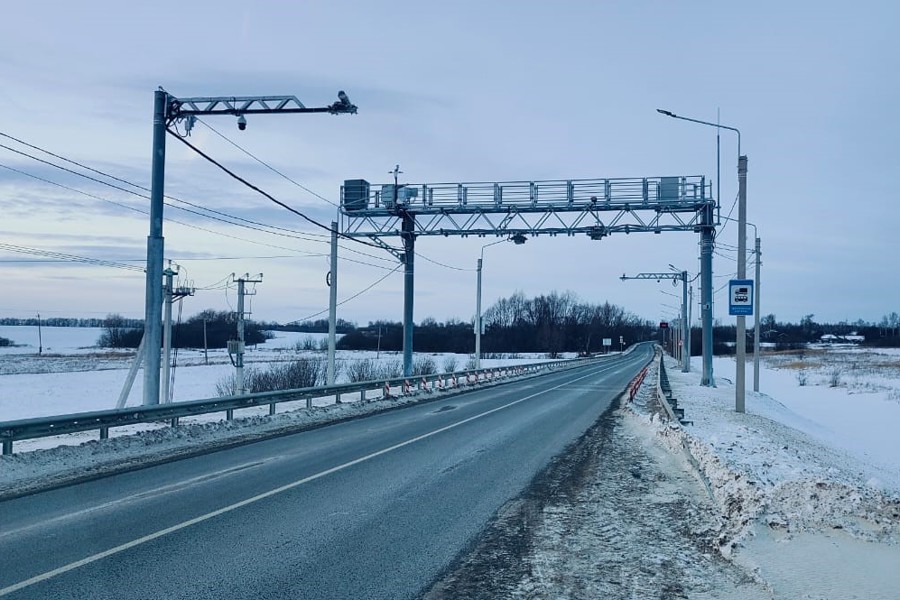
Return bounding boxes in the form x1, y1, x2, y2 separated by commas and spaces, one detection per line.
165, 129, 471, 272
197, 118, 340, 208
289, 264, 402, 323
0, 157, 394, 269
166, 128, 389, 252
0, 242, 145, 272
1, 128, 462, 272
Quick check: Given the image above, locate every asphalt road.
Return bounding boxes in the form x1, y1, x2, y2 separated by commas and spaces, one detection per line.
0, 345, 653, 599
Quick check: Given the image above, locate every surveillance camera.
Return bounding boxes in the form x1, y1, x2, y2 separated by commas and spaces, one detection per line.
237, 115, 247, 131
337, 90, 350, 105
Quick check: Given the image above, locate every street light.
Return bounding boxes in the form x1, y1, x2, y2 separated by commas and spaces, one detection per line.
476, 237, 521, 369
658, 108, 746, 412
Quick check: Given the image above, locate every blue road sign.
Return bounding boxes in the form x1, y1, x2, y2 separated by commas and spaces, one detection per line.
729, 279, 754, 316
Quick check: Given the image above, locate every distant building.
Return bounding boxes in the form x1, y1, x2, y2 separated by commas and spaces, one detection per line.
820, 334, 865, 344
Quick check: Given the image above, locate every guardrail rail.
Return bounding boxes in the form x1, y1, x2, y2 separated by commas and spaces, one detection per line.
0, 354, 617, 455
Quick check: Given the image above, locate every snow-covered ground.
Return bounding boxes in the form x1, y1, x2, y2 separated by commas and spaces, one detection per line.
628, 349, 900, 598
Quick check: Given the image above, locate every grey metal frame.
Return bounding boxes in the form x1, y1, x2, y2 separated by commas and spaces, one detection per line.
341, 176, 711, 239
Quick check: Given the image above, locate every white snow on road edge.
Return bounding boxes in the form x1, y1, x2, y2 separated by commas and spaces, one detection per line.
627, 354, 899, 557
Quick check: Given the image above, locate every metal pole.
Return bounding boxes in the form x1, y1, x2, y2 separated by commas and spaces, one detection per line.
236, 278, 246, 395
681, 271, 689, 373
716, 108, 721, 223
203, 318, 208, 365
162, 268, 174, 404
688, 284, 693, 370
753, 236, 761, 392
143, 89, 167, 406
736, 155, 748, 412
700, 204, 715, 386
475, 257, 483, 370
401, 214, 415, 377
327, 221, 338, 385
36, 313, 42, 356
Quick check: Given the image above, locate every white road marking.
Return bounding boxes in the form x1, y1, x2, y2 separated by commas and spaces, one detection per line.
0, 361, 638, 597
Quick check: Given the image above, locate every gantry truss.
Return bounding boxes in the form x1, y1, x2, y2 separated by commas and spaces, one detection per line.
340, 176, 714, 239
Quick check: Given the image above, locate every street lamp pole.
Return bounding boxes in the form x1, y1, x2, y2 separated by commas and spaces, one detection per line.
476, 238, 509, 369
657, 109, 744, 409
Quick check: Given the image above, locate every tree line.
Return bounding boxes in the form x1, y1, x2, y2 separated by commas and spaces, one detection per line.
336, 292, 656, 355
98, 310, 270, 349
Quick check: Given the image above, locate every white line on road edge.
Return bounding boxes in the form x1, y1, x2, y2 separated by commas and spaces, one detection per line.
0, 358, 642, 597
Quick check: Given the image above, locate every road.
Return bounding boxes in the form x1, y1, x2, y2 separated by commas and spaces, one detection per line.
0, 345, 653, 599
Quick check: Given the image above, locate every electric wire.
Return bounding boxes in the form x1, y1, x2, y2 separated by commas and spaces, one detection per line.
289, 264, 402, 323
166, 128, 390, 252
197, 118, 339, 208
166, 128, 472, 271
0, 158, 396, 268
0, 132, 397, 267
0, 242, 145, 272
1, 129, 469, 273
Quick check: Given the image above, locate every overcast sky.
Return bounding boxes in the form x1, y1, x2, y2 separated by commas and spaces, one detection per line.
1, 1, 897, 328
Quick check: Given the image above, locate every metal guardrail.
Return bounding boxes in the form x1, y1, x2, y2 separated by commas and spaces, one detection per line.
656, 354, 688, 424
0, 355, 609, 455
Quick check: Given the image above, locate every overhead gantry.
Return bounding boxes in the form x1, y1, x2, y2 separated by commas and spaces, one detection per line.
339, 175, 717, 378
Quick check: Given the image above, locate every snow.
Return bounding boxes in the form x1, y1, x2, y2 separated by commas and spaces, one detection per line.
625, 349, 900, 599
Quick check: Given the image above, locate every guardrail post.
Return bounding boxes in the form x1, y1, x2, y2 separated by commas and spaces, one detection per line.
2, 440, 12, 455
306, 396, 312, 409
226, 409, 234, 421
360, 389, 366, 402
100, 427, 109, 440
335, 393, 342, 404
170, 417, 179, 427
269, 403, 276, 416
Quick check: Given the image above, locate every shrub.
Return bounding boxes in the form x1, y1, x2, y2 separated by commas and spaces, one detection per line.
215, 357, 325, 396
0, 336, 11, 347
378, 360, 402, 379
442, 355, 458, 373
797, 370, 808, 386
465, 357, 478, 371
412, 356, 437, 376
828, 368, 842, 388
346, 358, 379, 383
294, 336, 319, 352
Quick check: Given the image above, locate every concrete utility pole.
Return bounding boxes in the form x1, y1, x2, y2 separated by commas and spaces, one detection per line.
753, 235, 762, 392
327, 221, 338, 385
161, 267, 175, 406
161, 265, 193, 404
233, 274, 263, 395
143, 90, 167, 406
143, 89, 357, 405
736, 155, 748, 413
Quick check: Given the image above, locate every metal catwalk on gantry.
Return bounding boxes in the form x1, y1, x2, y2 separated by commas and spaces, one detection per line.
340, 176, 710, 239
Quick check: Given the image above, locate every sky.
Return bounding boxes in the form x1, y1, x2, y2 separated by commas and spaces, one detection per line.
0, 0, 898, 328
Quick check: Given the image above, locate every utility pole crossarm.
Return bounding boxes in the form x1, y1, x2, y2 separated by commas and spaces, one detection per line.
620, 272, 685, 281
167, 91, 357, 125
